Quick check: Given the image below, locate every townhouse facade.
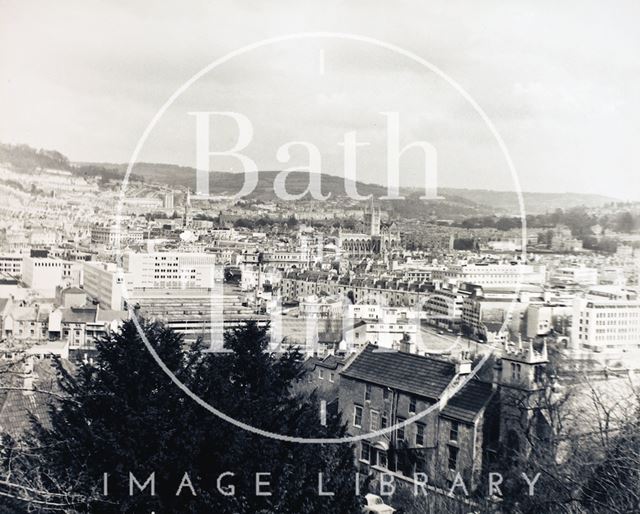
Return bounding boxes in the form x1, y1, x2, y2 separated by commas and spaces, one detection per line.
338, 346, 495, 492
280, 271, 432, 308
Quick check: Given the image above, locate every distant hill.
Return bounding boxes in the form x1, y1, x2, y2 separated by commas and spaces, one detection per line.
81, 162, 493, 218
97, 162, 618, 215
0, 142, 70, 171
440, 188, 619, 215
0, 143, 619, 216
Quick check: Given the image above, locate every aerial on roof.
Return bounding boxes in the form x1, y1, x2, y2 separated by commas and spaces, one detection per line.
340, 344, 456, 400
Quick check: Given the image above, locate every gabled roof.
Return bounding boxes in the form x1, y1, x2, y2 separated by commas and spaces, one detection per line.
483, 321, 505, 334
61, 307, 96, 323
0, 360, 72, 439
62, 286, 85, 295
96, 309, 128, 322
308, 354, 345, 370
9, 306, 50, 322
340, 345, 455, 401
0, 391, 53, 437
440, 379, 494, 424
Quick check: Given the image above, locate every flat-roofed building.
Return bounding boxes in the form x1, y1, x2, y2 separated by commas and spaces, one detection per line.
434, 262, 546, 288
0, 254, 23, 277
424, 286, 470, 330
550, 266, 598, 287
90, 224, 144, 247
82, 261, 125, 310
123, 251, 218, 289
22, 257, 79, 296
571, 288, 640, 361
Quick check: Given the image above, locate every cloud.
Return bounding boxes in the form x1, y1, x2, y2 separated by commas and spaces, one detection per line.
1, 0, 640, 199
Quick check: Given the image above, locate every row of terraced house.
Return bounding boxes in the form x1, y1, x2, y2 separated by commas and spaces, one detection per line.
280, 270, 433, 308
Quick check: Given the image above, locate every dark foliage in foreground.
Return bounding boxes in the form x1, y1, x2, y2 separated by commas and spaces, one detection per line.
8, 320, 360, 513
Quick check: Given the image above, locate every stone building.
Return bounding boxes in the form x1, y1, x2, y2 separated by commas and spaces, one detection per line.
338, 345, 495, 492
338, 201, 400, 258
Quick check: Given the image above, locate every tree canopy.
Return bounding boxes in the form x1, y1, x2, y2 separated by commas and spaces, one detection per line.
3, 320, 360, 513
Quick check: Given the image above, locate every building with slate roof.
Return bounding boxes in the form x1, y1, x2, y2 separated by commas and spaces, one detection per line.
2, 304, 52, 341
280, 270, 430, 307
338, 344, 496, 492
298, 353, 349, 404
0, 357, 72, 439
47, 305, 127, 353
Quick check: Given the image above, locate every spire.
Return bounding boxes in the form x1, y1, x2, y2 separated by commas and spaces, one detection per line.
527, 339, 535, 362
517, 334, 523, 353
541, 339, 548, 361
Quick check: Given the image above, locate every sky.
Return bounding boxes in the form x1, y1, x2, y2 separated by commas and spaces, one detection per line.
1, 0, 640, 199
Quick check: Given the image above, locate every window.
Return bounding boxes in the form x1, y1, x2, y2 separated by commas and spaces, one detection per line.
416, 423, 425, 446
360, 442, 370, 462
353, 405, 363, 427
378, 450, 388, 469
329, 372, 335, 383
409, 396, 417, 414
511, 362, 522, 381
370, 410, 380, 431
397, 418, 405, 441
364, 384, 372, 402
381, 412, 389, 429
450, 421, 459, 442
318, 369, 324, 380
534, 365, 544, 383
448, 445, 458, 471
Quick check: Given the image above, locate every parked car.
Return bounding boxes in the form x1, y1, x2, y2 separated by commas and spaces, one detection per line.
362, 493, 396, 514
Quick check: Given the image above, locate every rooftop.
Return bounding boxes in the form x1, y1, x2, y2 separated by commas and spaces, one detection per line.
440, 379, 494, 424
340, 345, 455, 401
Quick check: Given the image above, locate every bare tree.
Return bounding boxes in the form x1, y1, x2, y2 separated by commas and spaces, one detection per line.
493, 367, 640, 514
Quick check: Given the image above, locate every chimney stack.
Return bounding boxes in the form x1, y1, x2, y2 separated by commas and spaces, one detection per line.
455, 350, 472, 375
22, 355, 35, 396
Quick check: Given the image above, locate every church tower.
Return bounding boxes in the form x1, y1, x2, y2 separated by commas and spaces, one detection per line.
498, 339, 550, 461
363, 198, 381, 236
500, 339, 548, 391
